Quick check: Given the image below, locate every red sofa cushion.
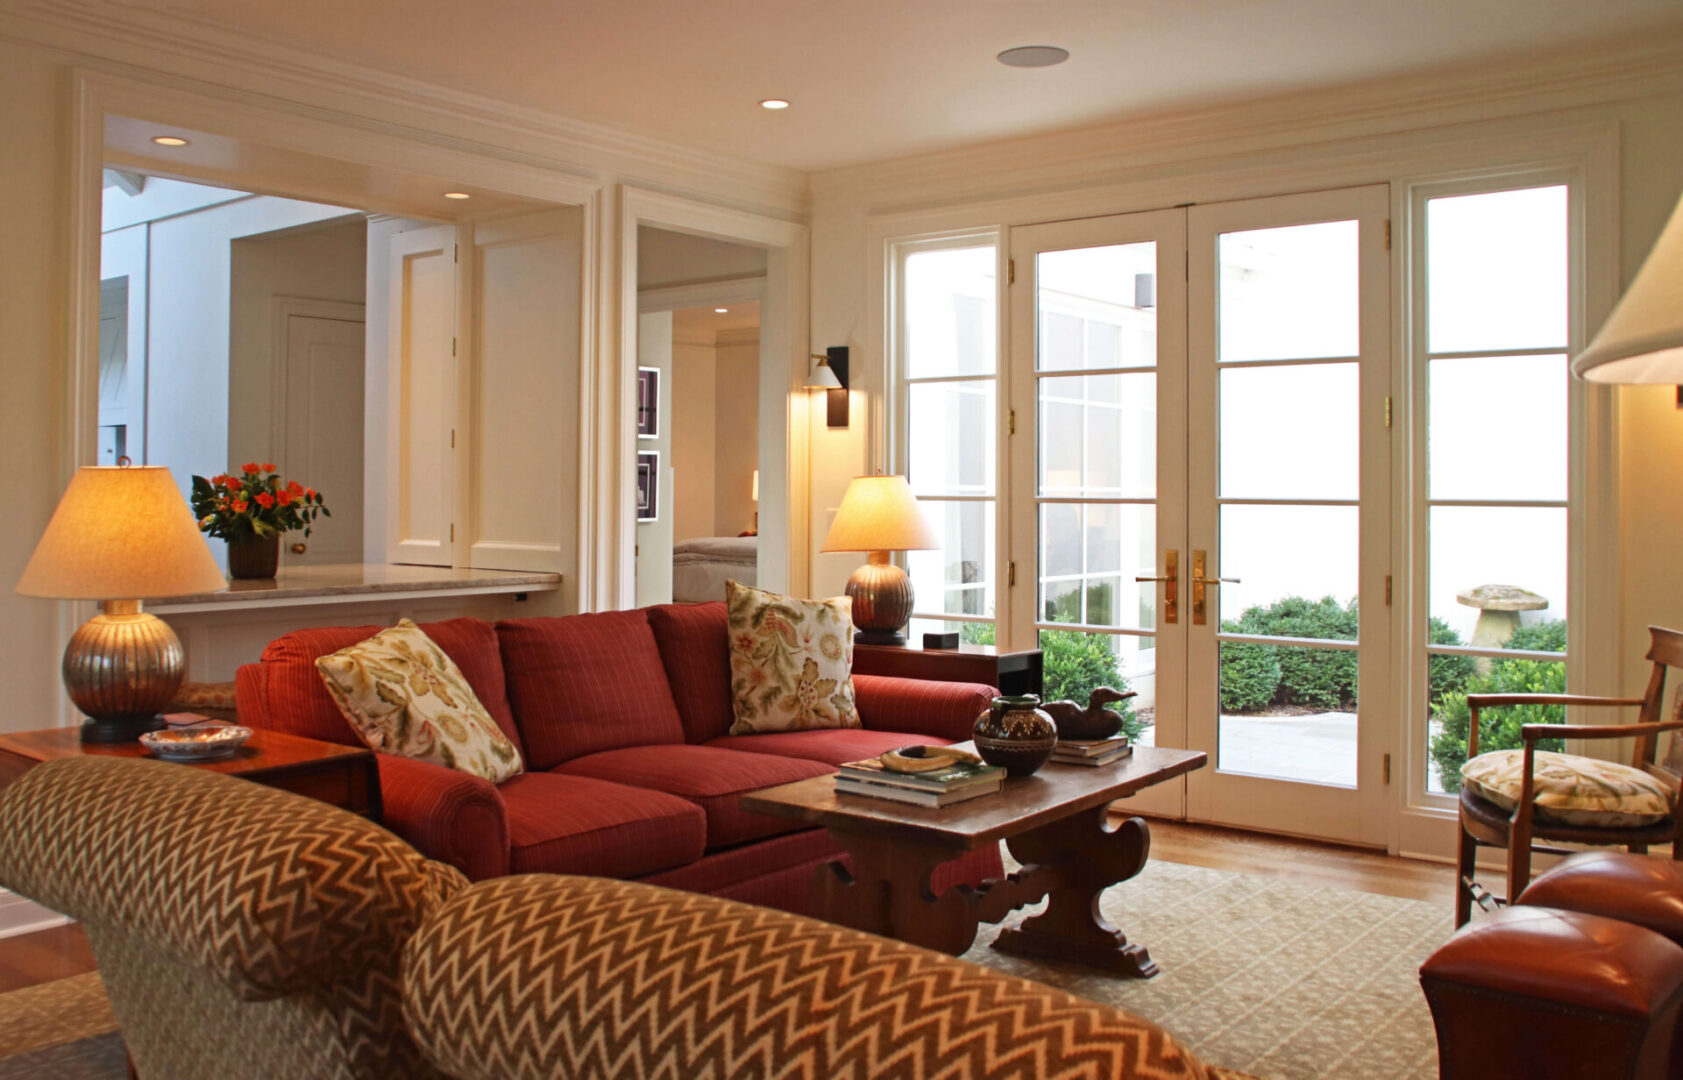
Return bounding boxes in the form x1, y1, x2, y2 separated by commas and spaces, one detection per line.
555, 745, 832, 850
705, 729, 948, 767
497, 610, 685, 769
243, 618, 522, 752
646, 602, 734, 744
500, 771, 705, 878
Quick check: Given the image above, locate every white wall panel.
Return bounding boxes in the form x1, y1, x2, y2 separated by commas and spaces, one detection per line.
387, 224, 457, 565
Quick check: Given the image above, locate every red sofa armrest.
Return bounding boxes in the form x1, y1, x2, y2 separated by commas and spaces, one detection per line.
233, 663, 269, 727
853, 674, 996, 743
376, 754, 510, 882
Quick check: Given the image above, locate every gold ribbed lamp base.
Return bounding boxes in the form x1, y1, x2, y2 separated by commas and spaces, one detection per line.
63, 600, 184, 742
846, 551, 915, 646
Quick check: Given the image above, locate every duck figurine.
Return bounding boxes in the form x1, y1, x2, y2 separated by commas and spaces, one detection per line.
1041, 686, 1137, 741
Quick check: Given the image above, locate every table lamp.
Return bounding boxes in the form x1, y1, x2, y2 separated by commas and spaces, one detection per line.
820, 474, 938, 645
1573, 189, 1683, 383
15, 464, 228, 742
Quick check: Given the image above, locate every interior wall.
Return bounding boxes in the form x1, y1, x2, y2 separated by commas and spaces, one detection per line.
638, 227, 768, 289
670, 338, 717, 542
714, 334, 761, 537
634, 310, 674, 606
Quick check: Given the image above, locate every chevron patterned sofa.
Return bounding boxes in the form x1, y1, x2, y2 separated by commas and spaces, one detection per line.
0, 757, 1252, 1080
235, 601, 1004, 913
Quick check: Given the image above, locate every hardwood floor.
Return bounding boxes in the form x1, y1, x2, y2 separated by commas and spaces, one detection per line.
0, 820, 1457, 995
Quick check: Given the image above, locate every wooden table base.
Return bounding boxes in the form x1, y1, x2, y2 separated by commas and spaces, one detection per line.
813, 805, 1158, 976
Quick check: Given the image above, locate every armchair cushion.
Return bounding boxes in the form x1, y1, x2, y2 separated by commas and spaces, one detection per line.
1462, 749, 1676, 827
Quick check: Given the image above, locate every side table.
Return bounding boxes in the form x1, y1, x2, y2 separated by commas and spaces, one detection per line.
0, 726, 381, 821
853, 641, 1043, 698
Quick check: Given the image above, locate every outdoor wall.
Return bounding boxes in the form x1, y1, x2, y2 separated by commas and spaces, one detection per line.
669, 339, 717, 542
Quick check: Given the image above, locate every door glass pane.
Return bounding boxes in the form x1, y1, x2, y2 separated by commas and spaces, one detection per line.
1037, 243, 1157, 371
1038, 373, 1155, 498
1427, 186, 1568, 354
907, 380, 995, 496
904, 246, 996, 378
908, 500, 995, 620
1217, 504, 1360, 630
1429, 354, 1568, 502
1219, 643, 1357, 786
1220, 363, 1358, 500
1218, 220, 1359, 363
1037, 629, 1155, 744
1039, 503, 1155, 630
1428, 506, 1568, 644
1425, 651, 1566, 794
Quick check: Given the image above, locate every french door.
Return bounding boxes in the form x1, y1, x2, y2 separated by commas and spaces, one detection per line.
1008, 185, 1391, 845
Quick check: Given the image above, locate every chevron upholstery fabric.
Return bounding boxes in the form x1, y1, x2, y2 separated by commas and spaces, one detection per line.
403, 874, 1236, 1080
0, 757, 466, 1080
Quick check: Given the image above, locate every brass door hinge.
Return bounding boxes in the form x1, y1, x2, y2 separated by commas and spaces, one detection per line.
453, 243, 458, 263
1384, 396, 1392, 428
1008, 258, 1015, 285
1008, 561, 1017, 587
1008, 407, 1017, 435
450, 428, 456, 449
452, 337, 457, 357
1383, 753, 1392, 785
1384, 219, 1392, 252
449, 523, 455, 542
1384, 574, 1393, 606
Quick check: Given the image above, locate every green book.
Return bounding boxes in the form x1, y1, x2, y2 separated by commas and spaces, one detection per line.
838, 757, 1006, 791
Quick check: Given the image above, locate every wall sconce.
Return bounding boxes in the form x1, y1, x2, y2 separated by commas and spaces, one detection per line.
805, 346, 849, 428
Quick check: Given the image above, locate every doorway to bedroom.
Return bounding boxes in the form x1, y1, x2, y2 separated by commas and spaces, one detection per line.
633, 227, 766, 607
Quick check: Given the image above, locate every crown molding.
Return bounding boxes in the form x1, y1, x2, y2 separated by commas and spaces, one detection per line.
715, 327, 761, 349
0, 1, 808, 219
812, 25, 1683, 210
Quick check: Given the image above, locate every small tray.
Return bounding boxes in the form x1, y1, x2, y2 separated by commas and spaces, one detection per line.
139, 724, 253, 762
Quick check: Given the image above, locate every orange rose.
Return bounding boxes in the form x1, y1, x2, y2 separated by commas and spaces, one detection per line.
304, 488, 316, 499
231, 499, 248, 513
260, 463, 276, 473
241, 463, 260, 474
276, 490, 294, 506
285, 480, 303, 494
254, 492, 275, 509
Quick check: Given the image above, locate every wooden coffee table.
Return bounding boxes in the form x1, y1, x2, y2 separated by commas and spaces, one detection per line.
741, 742, 1205, 977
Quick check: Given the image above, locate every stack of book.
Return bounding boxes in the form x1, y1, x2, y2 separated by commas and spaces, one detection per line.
1051, 734, 1133, 767
835, 757, 1006, 807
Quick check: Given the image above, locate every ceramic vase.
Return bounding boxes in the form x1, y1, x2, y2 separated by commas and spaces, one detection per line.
226, 533, 281, 579
973, 694, 1058, 777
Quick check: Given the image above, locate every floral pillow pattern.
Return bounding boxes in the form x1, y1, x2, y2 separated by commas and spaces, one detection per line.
1461, 748, 1676, 827
316, 619, 523, 783
726, 580, 859, 735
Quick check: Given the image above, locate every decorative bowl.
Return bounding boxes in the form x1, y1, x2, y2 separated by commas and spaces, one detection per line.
139, 724, 253, 762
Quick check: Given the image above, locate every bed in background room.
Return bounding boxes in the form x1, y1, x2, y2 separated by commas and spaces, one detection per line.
672, 535, 757, 604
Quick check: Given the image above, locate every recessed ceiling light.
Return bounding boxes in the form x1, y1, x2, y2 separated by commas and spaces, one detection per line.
997, 46, 1070, 69
759, 99, 790, 110
151, 135, 189, 147
715, 307, 729, 314
442, 191, 472, 200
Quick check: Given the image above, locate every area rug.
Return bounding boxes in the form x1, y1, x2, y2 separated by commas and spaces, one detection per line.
963, 859, 1447, 1079
0, 861, 1448, 1080
0, 971, 125, 1079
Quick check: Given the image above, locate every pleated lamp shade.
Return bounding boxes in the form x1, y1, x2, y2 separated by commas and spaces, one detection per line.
821, 475, 938, 553
17, 466, 227, 600
1573, 192, 1683, 383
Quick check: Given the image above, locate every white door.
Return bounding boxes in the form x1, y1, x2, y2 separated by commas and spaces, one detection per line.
1008, 186, 1391, 844
1008, 208, 1189, 819
281, 312, 365, 566
386, 224, 458, 567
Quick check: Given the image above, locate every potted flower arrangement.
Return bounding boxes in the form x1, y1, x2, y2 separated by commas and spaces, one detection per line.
190, 463, 329, 579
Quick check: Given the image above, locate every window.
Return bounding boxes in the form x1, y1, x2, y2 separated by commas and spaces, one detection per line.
896, 240, 999, 642
1417, 182, 1572, 795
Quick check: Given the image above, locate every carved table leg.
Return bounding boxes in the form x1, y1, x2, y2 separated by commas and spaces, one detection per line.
813, 831, 986, 956
992, 807, 1158, 977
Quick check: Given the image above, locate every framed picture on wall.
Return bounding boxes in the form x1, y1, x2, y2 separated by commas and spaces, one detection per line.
637, 366, 660, 439
637, 450, 659, 522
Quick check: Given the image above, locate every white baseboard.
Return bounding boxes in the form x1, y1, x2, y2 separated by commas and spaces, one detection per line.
0, 887, 69, 938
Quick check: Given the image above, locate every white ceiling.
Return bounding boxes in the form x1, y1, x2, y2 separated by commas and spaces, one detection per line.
107, 0, 1683, 171
673, 301, 761, 340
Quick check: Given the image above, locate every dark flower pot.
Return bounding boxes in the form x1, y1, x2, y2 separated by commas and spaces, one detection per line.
227, 533, 281, 579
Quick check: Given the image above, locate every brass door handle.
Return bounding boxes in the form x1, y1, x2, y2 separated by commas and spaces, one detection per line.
1190, 551, 1237, 625
1192, 576, 1239, 585
1135, 551, 1178, 624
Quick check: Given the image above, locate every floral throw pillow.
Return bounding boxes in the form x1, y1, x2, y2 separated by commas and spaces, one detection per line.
316, 619, 523, 783
726, 580, 859, 735
1461, 749, 1675, 827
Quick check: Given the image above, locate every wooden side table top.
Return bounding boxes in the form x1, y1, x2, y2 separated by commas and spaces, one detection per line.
741, 742, 1206, 851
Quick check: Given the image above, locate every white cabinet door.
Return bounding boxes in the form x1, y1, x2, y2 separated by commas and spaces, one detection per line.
281, 312, 365, 567
386, 224, 458, 567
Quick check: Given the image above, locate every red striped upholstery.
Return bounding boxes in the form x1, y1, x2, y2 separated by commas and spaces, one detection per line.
556, 745, 833, 850
705, 728, 948, 767
645, 602, 734, 744
377, 753, 510, 882
854, 674, 995, 742
237, 618, 523, 751
497, 611, 685, 770
501, 771, 705, 878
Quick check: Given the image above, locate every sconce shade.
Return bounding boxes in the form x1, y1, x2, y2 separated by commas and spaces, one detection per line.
804, 357, 844, 390
751, 469, 760, 503
821, 475, 938, 553
1573, 192, 1683, 383
17, 466, 227, 600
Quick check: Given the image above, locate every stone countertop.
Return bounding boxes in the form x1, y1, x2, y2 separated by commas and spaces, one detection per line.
147, 563, 562, 613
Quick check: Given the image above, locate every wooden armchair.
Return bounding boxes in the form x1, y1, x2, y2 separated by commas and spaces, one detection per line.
1456, 626, 1683, 927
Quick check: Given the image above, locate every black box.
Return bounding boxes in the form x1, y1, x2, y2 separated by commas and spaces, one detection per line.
923, 631, 960, 650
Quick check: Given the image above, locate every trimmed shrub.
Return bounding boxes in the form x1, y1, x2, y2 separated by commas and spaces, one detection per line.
1218, 641, 1281, 712
1219, 595, 1357, 712
1427, 619, 1568, 788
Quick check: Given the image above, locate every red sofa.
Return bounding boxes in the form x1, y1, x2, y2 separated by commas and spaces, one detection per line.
234, 601, 1004, 914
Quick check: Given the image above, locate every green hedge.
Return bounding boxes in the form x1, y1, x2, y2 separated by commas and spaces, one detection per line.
958, 620, 1142, 739
1427, 619, 1567, 787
